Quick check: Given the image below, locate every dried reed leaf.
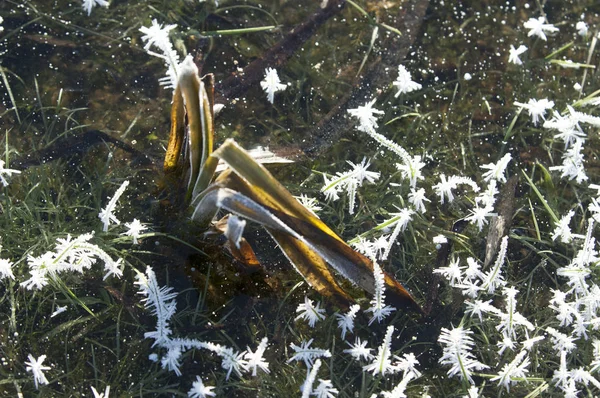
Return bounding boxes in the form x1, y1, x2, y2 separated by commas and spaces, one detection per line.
163, 85, 185, 173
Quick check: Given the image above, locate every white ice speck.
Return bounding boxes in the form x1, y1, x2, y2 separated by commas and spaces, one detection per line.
393, 65, 422, 96
523, 17, 559, 41
25, 354, 51, 389
508, 45, 527, 65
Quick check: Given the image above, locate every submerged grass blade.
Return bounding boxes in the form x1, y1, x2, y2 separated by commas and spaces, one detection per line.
201, 26, 278, 36
521, 168, 559, 224
0, 66, 21, 124
528, 198, 541, 241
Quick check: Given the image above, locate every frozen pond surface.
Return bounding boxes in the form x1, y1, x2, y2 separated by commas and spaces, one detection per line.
1, 0, 600, 396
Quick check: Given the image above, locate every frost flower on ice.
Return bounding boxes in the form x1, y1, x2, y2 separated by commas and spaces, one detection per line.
188, 376, 216, 398
494, 287, 535, 340
434, 257, 464, 287
491, 350, 530, 392
569, 368, 600, 394
543, 104, 600, 149
366, 262, 396, 324
288, 339, 332, 367
140, 19, 177, 53
344, 338, 373, 361
549, 289, 578, 327
161, 345, 183, 376
227, 350, 251, 380
433, 235, 448, 245
464, 386, 482, 398
98, 180, 129, 232
301, 359, 321, 398
349, 113, 417, 185
396, 155, 426, 189
514, 98, 554, 125
458, 279, 481, 300
82, 0, 109, 16
351, 235, 389, 261
321, 174, 341, 202
380, 373, 416, 398
25, 354, 51, 389
544, 110, 585, 149
438, 326, 489, 384
546, 327, 576, 353
465, 299, 496, 323
320, 158, 380, 214
590, 340, 600, 373
562, 380, 579, 397
590, 183, 600, 197
476, 180, 498, 209
346, 158, 380, 188
50, 305, 68, 318
466, 204, 496, 232
312, 379, 339, 398
393, 65, 422, 96
260, 68, 287, 104
0, 160, 21, 186
556, 261, 591, 297
364, 325, 395, 376
380, 207, 415, 260
408, 187, 430, 213
573, 218, 598, 268
21, 233, 123, 290
523, 16, 559, 41
556, 219, 598, 295
576, 21, 589, 36
481, 235, 508, 293
432, 174, 479, 204
335, 304, 360, 339
91, 385, 111, 398
552, 210, 575, 243
295, 194, 322, 216
549, 140, 588, 183
590, 198, 600, 224
139, 20, 180, 89
0, 250, 14, 281
244, 337, 270, 376
521, 335, 545, 351
464, 257, 485, 282
296, 296, 326, 327
481, 153, 512, 183
497, 335, 516, 357
123, 219, 148, 244
552, 351, 587, 396
508, 44, 528, 65
393, 352, 421, 379
347, 98, 384, 133
135, 266, 178, 347
567, 105, 600, 128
